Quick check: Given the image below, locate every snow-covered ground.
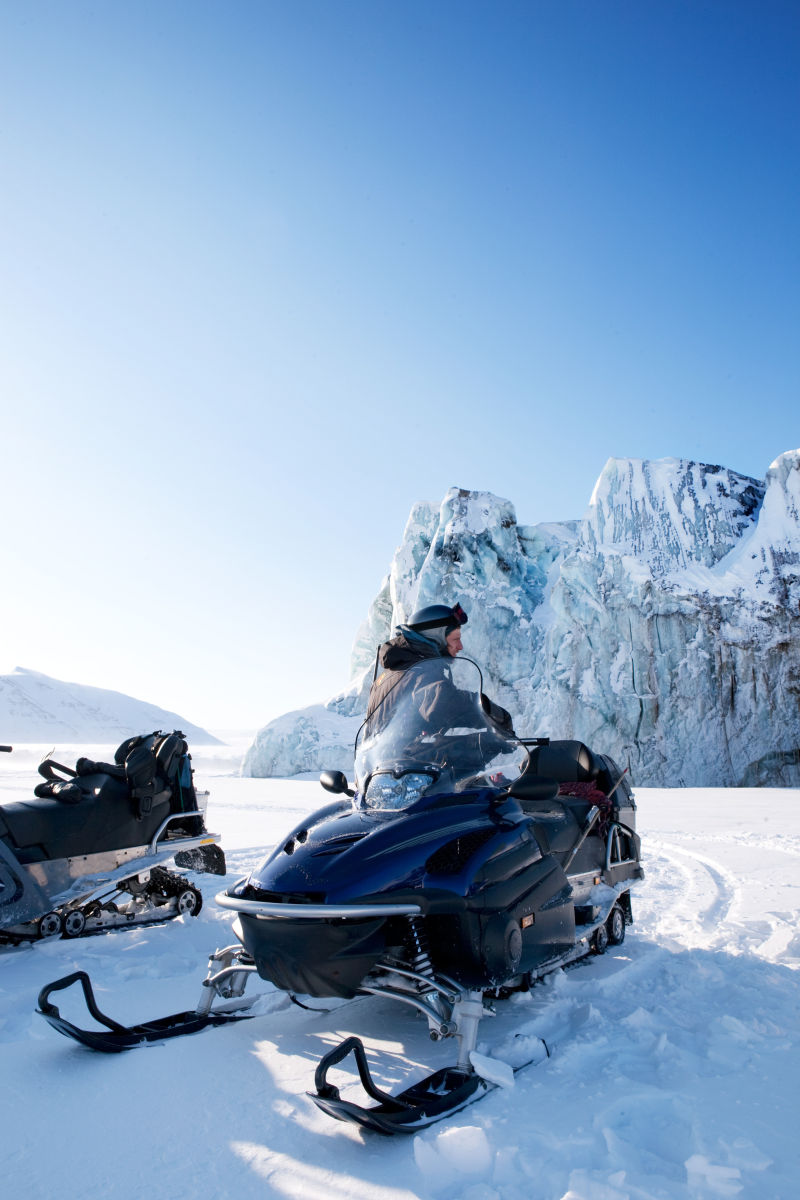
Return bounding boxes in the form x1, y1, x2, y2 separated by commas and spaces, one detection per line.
2, 743, 799, 1199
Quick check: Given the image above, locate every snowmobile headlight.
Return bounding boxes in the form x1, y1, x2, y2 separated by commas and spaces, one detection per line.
364, 772, 435, 810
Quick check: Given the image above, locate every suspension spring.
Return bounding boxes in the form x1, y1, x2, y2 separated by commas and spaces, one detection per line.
406, 914, 434, 978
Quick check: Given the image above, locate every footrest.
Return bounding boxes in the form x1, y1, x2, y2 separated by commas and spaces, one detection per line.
309, 1035, 485, 1134
36, 970, 253, 1052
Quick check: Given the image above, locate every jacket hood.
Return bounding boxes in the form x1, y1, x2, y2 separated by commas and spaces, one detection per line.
379, 628, 444, 670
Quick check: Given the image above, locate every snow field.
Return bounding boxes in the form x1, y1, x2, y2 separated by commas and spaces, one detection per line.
1, 750, 799, 1199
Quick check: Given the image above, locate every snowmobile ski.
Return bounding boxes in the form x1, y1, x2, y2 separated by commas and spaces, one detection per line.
311, 1035, 484, 1134
36, 943, 262, 1050
310, 1033, 548, 1135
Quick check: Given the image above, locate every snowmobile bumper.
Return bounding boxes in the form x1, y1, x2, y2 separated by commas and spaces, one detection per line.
216, 892, 424, 999
310, 1035, 487, 1134
214, 894, 423, 919
36, 969, 256, 1051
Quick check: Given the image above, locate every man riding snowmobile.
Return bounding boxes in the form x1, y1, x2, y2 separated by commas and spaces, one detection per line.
366, 602, 515, 743
36, 611, 643, 1135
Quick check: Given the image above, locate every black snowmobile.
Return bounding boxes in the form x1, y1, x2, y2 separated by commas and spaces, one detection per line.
36, 661, 642, 1133
1, 732, 225, 943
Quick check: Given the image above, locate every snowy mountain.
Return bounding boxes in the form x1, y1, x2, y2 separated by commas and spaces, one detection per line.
243, 450, 800, 787
0, 667, 220, 744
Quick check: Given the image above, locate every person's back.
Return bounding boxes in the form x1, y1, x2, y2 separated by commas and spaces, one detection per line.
366, 603, 514, 739
367, 627, 443, 733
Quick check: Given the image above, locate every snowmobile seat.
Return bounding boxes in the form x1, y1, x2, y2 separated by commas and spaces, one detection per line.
522, 740, 607, 825
0, 772, 171, 864
527, 740, 602, 784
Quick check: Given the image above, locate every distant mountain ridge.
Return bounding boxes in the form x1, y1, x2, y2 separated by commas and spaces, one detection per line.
0, 667, 220, 744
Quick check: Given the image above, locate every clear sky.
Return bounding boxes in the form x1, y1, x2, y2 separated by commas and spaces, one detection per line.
2, 1, 798, 733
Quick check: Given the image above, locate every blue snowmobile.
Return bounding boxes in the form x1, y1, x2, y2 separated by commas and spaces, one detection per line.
37, 660, 642, 1133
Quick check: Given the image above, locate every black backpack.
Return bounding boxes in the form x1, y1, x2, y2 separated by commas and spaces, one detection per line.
34, 731, 198, 825
114, 730, 195, 820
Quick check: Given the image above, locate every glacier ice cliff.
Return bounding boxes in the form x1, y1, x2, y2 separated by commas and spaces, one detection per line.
243, 450, 800, 786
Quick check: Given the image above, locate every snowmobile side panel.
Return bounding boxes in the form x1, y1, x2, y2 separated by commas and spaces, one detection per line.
17, 828, 223, 909
422, 850, 576, 986
0, 838, 50, 926
1, 828, 225, 940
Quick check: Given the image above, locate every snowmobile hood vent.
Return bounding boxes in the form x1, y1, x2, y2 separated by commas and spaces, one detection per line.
310, 832, 369, 857
282, 830, 308, 855
425, 827, 497, 876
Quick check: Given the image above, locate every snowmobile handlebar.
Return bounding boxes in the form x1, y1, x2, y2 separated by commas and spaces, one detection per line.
0, 745, 11, 753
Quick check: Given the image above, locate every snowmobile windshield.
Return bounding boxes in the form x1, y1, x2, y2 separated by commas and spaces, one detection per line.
355, 657, 527, 810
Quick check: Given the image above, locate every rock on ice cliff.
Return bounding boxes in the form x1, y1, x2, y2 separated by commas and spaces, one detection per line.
244, 450, 800, 786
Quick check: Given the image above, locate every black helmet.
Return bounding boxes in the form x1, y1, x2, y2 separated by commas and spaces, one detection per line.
407, 602, 468, 635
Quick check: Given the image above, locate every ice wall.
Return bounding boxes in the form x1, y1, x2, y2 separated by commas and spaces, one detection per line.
243, 451, 800, 786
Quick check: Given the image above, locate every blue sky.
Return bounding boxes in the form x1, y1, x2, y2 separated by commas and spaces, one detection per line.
1, 1, 798, 731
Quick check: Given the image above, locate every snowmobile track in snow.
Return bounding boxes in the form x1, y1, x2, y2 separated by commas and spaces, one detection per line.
645, 838, 739, 945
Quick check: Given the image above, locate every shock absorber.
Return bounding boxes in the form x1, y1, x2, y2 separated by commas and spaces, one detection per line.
406, 914, 434, 978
